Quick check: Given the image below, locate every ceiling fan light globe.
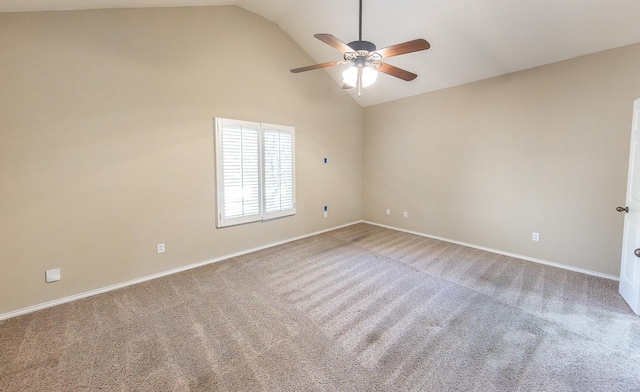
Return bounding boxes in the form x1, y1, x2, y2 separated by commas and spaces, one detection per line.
342, 66, 358, 87
361, 66, 378, 87
342, 65, 378, 88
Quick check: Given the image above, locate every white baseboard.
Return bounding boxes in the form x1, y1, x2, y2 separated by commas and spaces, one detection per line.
363, 221, 619, 281
2, 219, 618, 321
0, 221, 362, 322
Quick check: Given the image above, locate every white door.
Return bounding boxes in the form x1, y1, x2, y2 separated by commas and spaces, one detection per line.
620, 98, 640, 315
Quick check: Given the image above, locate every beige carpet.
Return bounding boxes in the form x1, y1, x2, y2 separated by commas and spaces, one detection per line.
1, 223, 639, 391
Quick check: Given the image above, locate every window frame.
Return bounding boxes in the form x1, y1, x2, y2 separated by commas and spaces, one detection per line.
214, 117, 296, 228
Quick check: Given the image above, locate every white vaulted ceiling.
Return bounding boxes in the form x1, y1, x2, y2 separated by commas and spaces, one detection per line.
2, 0, 640, 106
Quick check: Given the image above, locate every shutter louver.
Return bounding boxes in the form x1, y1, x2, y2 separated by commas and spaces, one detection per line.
263, 126, 295, 219
217, 120, 261, 227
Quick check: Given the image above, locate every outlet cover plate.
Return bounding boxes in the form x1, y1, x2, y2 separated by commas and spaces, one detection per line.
46, 268, 61, 283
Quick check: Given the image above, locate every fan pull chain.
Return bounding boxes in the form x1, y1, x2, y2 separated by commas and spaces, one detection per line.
357, 66, 363, 97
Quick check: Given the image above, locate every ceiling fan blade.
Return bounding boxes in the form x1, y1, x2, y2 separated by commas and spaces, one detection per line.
290, 61, 341, 73
342, 83, 354, 90
378, 62, 418, 81
375, 39, 430, 58
314, 34, 355, 53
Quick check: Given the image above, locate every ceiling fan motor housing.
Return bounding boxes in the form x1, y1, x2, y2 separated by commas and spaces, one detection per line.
347, 40, 376, 53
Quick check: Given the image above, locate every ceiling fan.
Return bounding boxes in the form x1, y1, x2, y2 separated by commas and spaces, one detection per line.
290, 0, 431, 97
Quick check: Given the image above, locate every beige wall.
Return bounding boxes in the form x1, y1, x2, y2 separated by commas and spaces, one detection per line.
0, 6, 363, 315
364, 43, 640, 277
4, 5, 639, 316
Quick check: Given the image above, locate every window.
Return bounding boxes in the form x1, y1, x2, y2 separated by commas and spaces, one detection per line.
215, 118, 296, 227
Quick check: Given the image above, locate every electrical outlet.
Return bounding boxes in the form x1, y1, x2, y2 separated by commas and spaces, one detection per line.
386, 209, 390, 215
157, 243, 165, 253
404, 211, 408, 218
532, 233, 540, 242
45, 268, 61, 283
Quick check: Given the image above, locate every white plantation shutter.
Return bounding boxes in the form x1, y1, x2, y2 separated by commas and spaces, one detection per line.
215, 118, 295, 228
263, 125, 295, 219
215, 118, 262, 227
